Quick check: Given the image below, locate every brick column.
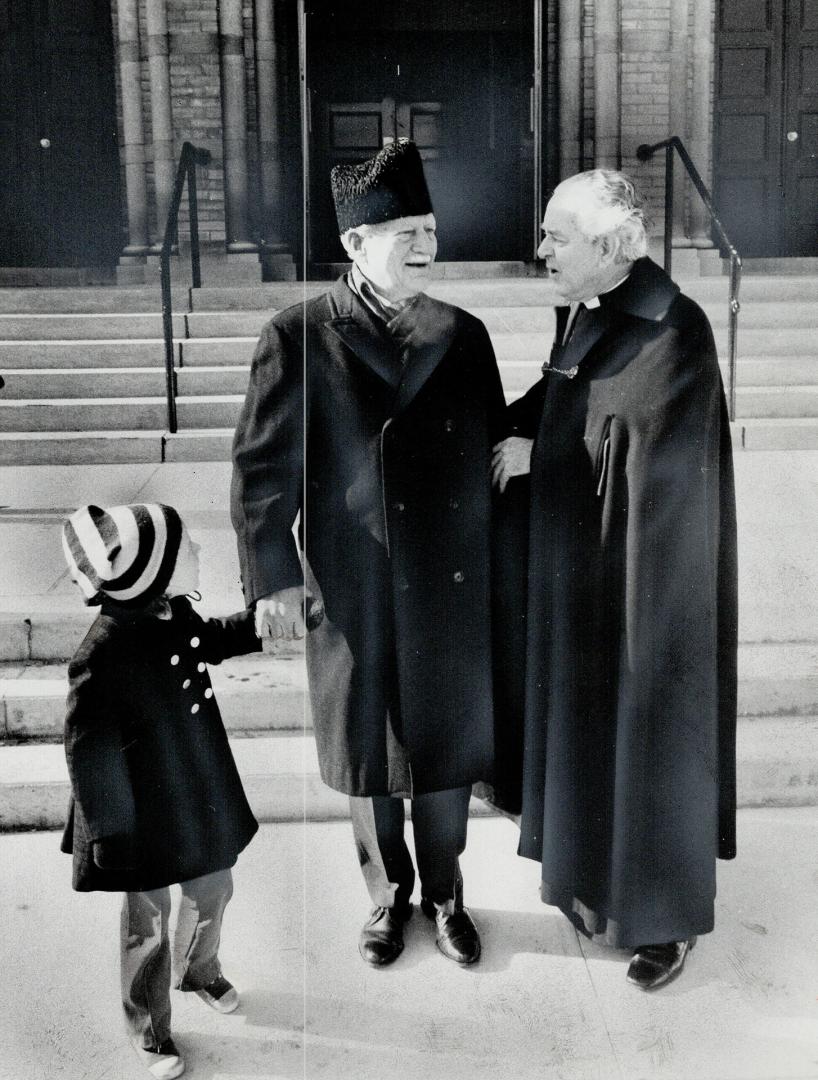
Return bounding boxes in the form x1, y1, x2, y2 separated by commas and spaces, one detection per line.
690, 0, 714, 245
145, 0, 175, 245
558, 0, 583, 179
117, 0, 149, 255
594, 0, 621, 168
218, 0, 256, 252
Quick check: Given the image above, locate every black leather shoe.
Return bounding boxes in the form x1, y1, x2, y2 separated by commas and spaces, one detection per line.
358, 904, 413, 966
421, 898, 481, 965
627, 938, 696, 990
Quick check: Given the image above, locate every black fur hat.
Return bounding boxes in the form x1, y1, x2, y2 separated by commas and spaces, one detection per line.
331, 140, 434, 233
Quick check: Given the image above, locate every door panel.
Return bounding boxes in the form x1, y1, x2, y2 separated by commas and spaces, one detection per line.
783, 1, 818, 253
0, 0, 120, 266
715, 0, 818, 256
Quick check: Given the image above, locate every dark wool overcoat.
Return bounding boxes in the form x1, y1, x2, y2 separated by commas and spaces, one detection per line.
231, 275, 506, 797
61, 596, 260, 892
504, 257, 738, 947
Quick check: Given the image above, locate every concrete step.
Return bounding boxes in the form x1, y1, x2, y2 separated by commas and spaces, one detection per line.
0, 655, 309, 740
0, 429, 166, 465
3, 384, 815, 432
0, 395, 242, 432
0, 367, 248, 399
1, 714, 817, 831
0, 313, 184, 340
4, 415, 818, 465
1, 642, 814, 742
0, 339, 168, 368
0, 287, 163, 315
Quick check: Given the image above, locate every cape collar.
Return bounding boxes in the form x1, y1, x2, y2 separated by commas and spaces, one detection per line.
552, 257, 680, 374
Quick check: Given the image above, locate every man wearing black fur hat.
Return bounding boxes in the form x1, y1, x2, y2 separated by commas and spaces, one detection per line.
231, 140, 505, 967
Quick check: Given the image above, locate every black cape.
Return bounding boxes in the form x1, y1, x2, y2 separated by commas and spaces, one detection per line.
497, 258, 738, 947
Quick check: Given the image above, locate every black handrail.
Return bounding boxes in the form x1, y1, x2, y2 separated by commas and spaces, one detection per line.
636, 136, 742, 422
161, 142, 211, 434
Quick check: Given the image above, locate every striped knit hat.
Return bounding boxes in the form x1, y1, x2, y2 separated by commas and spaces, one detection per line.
62, 503, 183, 607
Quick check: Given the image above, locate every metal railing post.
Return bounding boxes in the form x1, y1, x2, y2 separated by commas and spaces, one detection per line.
637, 136, 742, 422
664, 144, 673, 276
159, 142, 211, 434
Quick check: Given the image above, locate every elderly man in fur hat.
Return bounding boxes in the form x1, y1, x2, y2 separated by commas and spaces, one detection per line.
231, 140, 505, 967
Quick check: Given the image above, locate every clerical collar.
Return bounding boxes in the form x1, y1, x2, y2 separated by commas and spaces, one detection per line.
349, 263, 417, 323
579, 271, 632, 309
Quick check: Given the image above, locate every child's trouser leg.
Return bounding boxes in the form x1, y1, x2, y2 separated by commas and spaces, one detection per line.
172, 868, 234, 991
121, 887, 173, 1049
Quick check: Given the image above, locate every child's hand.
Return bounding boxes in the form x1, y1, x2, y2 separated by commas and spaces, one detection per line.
255, 587, 309, 647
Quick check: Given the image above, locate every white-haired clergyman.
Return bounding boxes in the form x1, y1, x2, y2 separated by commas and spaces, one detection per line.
492, 168, 738, 990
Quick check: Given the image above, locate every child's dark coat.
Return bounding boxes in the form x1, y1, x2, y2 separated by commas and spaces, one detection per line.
61, 596, 261, 892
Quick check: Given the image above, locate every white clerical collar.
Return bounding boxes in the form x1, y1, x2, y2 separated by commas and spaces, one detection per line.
580, 271, 631, 309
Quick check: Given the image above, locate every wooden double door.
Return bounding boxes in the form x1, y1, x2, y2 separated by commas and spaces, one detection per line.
715, 0, 818, 256
305, 2, 532, 264
0, 0, 121, 267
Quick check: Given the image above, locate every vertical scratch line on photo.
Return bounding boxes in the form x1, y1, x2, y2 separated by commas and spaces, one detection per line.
300, 6, 309, 1077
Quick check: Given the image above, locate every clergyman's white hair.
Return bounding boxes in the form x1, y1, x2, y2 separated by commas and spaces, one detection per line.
554, 169, 649, 263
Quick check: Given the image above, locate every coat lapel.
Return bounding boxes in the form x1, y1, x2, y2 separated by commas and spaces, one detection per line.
324, 276, 403, 389
391, 293, 459, 412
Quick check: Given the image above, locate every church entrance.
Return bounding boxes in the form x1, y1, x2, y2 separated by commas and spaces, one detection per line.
303, 0, 536, 265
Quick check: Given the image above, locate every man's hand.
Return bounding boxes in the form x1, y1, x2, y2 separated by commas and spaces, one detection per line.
492, 437, 534, 493
255, 586, 308, 648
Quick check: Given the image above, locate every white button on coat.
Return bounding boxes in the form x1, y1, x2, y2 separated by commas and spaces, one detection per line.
191, 703, 200, 714
197, 662, 206, 672
170, 655, 180, 666
190, 637, 200, 648
204, 688, 213, 699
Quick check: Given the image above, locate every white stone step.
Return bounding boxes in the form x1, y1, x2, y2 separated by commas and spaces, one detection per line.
0, 339, 169, 368
1, 715, 816, 830
0, 287, 164, 315
0, 367, 249, 399
0, 313, 184, 340
0, 429, 166, 465
0, 655, 309, 740
3, 415, 818, 465
0, 395, 242, 432
2, 642, 813, 743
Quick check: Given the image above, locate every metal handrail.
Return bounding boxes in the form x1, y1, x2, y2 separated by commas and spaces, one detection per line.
160, 142, 211, 433
636, 136, 742, 421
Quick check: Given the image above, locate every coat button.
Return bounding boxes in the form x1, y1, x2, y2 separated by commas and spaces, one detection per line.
170, 654, 180, 666
197, 662, 206, 673
191, 703, 200, 714
182, 678, 191, 689
190, 636, 200, 649
392, 501, 405, 512
453, 571, 464, 583
449, 499, 459, 510
444, 419, 455, 432
204, 688, 213, 699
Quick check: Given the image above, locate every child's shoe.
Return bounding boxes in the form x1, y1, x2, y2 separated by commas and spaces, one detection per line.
134, 1038, 185, 1079
195, 974, 239, 1013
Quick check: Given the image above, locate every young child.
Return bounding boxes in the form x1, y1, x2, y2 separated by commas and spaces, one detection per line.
60, 503, 262, 1080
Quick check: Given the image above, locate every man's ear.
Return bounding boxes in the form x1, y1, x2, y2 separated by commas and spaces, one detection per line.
340, 229, 365, 261
597, 234, 616, 264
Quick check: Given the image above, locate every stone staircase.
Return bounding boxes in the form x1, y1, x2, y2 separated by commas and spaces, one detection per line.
1, 272, 818, 464
1, 267, 817, 830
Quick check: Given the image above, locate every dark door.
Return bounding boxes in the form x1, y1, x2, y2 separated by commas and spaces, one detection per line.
305, 1, 532, 264
0, 0, 121, 267
714, 0, 818, 256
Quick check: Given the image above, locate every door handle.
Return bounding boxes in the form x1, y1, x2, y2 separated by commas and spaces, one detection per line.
786, 131, 799, 142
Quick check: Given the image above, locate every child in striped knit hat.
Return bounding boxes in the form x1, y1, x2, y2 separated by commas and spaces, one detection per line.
61, 503, 263, 1080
